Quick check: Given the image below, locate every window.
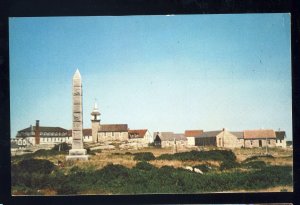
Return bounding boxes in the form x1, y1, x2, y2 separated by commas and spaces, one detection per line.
250, 140, 253, 145
268, 140, 270, 144
112, 132, 114, 136
280, 139, 282, 143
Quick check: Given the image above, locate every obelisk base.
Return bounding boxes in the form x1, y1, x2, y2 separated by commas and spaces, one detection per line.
66, 149, 89, 161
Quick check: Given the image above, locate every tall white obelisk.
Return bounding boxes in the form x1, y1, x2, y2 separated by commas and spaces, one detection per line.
66, 69, 88, 160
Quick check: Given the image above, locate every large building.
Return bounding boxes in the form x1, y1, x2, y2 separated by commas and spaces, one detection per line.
14, 120, 71, 146
13, 120, 93, 147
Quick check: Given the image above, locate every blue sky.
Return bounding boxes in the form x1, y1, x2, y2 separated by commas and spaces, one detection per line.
9, 14, 292, 140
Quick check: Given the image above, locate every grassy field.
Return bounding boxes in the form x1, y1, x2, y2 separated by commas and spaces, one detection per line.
11, 146, 293, 195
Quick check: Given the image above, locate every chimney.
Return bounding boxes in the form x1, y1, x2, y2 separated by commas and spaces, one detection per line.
35, 120, 40, 145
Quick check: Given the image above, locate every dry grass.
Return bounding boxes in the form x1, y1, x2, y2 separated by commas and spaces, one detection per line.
233, 185, 293, 192
27, 146, 292, 171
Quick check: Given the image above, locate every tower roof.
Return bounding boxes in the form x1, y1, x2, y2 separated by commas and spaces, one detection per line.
73, 69, 81, 79
91, 101, 100, 115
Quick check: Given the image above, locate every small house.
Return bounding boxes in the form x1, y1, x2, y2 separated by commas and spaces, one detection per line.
195, 129, 243, 148
184, 130, 203, 146
275, 131, 287, 148
243, 129, 276, 148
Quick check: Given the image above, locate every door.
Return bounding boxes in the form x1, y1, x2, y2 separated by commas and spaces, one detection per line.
259, 140, 262, 147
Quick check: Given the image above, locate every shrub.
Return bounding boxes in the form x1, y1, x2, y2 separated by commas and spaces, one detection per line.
16, 159, 55, 174
157, 150, 236, 162
244, 154, 274, 162
133, 152, 155, 161
134, 161, 156, 171
242, 160, 266, 169
220, 160, 240, 171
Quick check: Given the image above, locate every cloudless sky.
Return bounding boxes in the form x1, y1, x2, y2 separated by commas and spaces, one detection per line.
9, 14, 292, 140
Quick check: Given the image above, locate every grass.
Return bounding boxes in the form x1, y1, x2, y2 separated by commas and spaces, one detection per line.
12, 160, 292, 195
11, 146, 293, 195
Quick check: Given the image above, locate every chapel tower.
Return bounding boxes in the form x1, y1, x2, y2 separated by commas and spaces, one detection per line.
91, 101, 101, 143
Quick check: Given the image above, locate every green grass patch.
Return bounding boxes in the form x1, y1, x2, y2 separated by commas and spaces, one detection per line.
12, 159, 292, 195
157, 150, 236, 162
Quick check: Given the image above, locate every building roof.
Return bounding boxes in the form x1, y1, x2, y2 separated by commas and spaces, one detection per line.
83, 129, 92, 136
275, 131, 286, 140
158, 132, 187, 141
19, 126, 68, 133
196, 130, 222, 138
128, 129, 147, 138
99, 124, 128, 132
230, 131, 244, 139
184, 130, 203, 137
244, 129, 275, 139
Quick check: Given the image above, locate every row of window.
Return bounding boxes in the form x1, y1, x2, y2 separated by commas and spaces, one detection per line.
18, 131, 68, 137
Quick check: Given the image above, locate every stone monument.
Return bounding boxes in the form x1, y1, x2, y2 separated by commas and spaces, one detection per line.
66, 69, 89, 161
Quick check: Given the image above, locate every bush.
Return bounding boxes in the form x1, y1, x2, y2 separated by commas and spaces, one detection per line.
157, 150, 236, 162
244, 154, 274, 162
15, 159, 55, 174
133, 152, 155, 161
134, 161, 156, 171
220, 160, 240, 171
242, 160, 266, 169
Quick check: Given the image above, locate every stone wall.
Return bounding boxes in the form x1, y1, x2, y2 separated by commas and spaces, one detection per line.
244, 139, 276, 148
98, 131, 128, 142
216, 131, 243, 148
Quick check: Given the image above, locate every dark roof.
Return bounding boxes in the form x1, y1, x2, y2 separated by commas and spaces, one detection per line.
230, 132, 244, 139
244, 129, 275, 139
99, 124, 128, 132
128, 129, 147, 138
19, 126, 68, 133
196, 130, 222, 138
184, 130, 203, 137
83, 129, 92, 136
275, 131, 286, 140
67, 129, 92, 136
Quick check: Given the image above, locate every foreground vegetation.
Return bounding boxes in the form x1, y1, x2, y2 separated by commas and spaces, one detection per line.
11, 147, 293, 195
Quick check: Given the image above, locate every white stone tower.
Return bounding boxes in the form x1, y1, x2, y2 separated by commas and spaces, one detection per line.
91, 101, 100, 143
66, 69, 88, 160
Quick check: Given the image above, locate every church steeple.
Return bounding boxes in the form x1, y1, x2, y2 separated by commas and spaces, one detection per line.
91, 100, 101, 143
91, 100, 101, 121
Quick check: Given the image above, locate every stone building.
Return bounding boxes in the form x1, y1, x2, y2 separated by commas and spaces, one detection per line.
194, 129, 244, 148
14, 120, 94, 147
90, 102, 129, 143
154, 132, 187, 148
184, 130, 203, 146
128, 129, 153, 144
275, 131, 287, 148
243, 129, 276, 148
14, 120, 71, 146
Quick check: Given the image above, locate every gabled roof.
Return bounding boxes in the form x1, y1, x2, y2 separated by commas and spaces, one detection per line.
244, 129, 275, 139
99, 124, 128, 132
128, 129, 147, 138
230, 131, 244, 139
275, 131, 286, 140
184, 130, 203, 137
158, 132, 187, 141
19, 126, 68, 133
196, 130, 222, 138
